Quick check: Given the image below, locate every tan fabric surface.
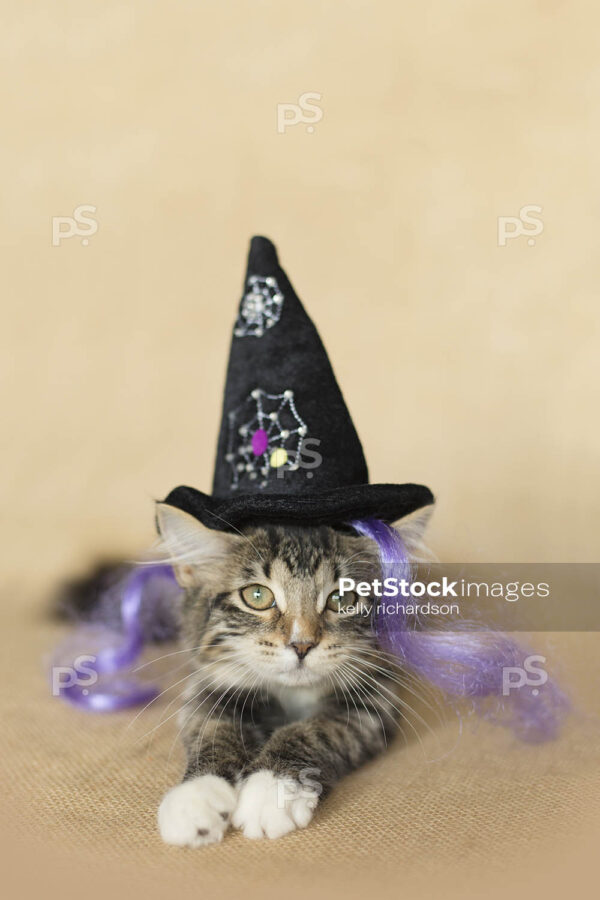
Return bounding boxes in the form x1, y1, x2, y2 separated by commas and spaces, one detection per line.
3, 1, 600, 897
2, 597, 599, 899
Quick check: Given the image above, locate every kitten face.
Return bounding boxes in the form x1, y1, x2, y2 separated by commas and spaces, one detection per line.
204, 525, 380, 688
157, 507, 382, 690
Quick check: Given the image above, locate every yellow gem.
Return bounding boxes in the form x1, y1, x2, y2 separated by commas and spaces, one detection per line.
269, 447, 288, 468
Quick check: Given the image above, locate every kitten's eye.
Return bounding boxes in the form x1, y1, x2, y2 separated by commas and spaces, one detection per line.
240, 584, 275, 610
326, 589, 357, 613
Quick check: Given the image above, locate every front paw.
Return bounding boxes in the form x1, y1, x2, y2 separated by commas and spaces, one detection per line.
232, 770, 319, 840
158, 774, 237, 847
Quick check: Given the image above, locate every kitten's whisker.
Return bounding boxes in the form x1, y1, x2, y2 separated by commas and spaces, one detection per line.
132, 646, 203, 672
238, 672, 262, 745
346, 648, 422, 690
132, 640, 233, 672
192, 668, 252, 762
248, 677, 266, 730
337, 665, 387, 744
141, 665, 247, 761
354, 646, 447, 707
204, 510, 265, 562
344, 653, 448, 730
340, 661, 438, 756
122, 667, 204, 736
211, 675, 253, 760
127, 650, 242, 733
339, 661, 414, 752
341, 659, 430, 727
336, 665, 367, 732
135, 658, 248, 747
342, 548, 377, 565
327, 672, 341, 707
237, 675, 261, 752
167, 661, 251, 765
191, 660, 253, 746
130, 651, 247, 744
330, 669, 352, 728
231, 673, 257, 751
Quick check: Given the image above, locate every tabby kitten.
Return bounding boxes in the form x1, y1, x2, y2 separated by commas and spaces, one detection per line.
156, 503, 427, 846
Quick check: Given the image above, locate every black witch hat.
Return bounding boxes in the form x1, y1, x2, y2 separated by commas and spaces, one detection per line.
164, 237, 433, 531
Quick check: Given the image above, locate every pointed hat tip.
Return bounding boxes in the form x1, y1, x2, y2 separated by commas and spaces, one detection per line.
247, 235, 279, 274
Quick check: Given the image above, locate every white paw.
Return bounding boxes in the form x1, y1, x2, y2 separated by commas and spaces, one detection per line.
232, 770, 319, 840
158, 774, 237, 847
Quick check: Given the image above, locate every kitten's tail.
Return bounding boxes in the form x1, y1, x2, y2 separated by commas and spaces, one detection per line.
52, 560, 181, 644
53, 560, 130, 621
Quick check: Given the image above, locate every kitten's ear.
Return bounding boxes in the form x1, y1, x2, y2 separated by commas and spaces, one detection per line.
391, 506, 435, 561
155, 503, 240, 587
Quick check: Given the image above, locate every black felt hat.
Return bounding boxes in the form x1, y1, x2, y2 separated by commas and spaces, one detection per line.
164, 236, 433, 531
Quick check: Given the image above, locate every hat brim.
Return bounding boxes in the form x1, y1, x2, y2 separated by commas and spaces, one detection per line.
162, 483, 434, 532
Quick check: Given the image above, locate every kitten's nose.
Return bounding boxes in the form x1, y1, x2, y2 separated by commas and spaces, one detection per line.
289, 641, 315, 660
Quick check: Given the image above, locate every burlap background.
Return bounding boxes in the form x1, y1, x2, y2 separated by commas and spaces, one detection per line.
3, 610, 599, 899
2, 1, 599, 897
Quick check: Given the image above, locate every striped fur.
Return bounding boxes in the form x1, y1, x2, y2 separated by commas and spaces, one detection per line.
156, 508, 416, 843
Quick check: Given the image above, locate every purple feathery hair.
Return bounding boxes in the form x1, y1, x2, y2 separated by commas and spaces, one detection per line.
53, 519, 569, 740
51, 565, 179, 711
351, 518, 570, 743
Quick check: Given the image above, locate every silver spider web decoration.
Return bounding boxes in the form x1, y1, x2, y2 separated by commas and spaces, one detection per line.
226, 388, 308, 490
234, 275, 284, 338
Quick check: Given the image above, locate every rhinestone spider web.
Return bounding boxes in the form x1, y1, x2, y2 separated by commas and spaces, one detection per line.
234, 275, 284, 338
226, 388, 308, 490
